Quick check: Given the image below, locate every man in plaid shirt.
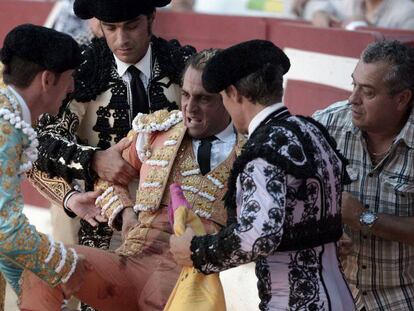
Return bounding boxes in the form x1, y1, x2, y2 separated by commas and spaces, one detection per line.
314, 40, 414, 310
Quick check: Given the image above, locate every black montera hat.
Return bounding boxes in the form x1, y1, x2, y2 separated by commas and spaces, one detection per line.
0, 24, 82, 73
74, 0, 171, 23
202, 40, 290, 93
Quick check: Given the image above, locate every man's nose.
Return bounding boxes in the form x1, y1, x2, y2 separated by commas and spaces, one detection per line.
186, 98, 198, 113
116, 29, 128, 45
348, 88, 361, 105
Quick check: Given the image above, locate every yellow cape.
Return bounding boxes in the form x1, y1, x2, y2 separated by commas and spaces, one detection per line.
164, 205, 226, 311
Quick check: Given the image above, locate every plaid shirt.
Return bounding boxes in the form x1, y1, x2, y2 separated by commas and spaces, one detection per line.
314, 101, 414, 311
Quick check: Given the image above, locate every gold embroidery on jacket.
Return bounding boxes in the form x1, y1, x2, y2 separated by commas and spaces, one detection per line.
26, 168, 72, 207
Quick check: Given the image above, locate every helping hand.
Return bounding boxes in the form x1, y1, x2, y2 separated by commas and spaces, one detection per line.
67, 190, 107, 227
121, 208, 139, 241
169, 227, 195, 267
338, 233, 353, 268
341, 192, 364, 230
92, 138, 138, 185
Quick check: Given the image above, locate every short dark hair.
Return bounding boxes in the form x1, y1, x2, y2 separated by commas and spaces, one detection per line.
2, 57, 44, 88
182, 48, 220, 84
362, 40, 414, 102
232, 63, 284, 106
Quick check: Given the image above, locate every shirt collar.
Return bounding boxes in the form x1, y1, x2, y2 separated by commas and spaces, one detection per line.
340, 102, 358, 134
394, 107, 414, 149
215, 121, 236, 143
344, 102, 414, 149
7, 85, 31, 124
114, 44, 152, 80
248, 102, 284, 138
193, 121, 235, 143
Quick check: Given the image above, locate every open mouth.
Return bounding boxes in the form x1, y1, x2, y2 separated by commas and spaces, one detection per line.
187, 117, 202, 125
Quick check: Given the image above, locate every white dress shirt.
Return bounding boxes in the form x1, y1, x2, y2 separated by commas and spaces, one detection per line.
8, 86, 31, 124
114, 44, 152, 91
114, 44, 152, 119
136, 121, 237, 168
247, 102, 284, 138
192, 122, 237, 170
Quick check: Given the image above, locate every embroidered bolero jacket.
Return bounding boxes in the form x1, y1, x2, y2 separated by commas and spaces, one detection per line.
0, 88, 77, 293
189, 111, 350, 310
94, 109, 245, 232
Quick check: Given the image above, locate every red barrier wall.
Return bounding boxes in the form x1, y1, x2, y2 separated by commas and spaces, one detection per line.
0, 0, 54, 43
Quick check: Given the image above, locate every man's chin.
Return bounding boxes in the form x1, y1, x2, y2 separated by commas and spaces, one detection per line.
187, 128, 205, 139
115, 53, 139, 64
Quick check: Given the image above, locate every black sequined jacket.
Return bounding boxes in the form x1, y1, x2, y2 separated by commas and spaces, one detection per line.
190, 109, 351, 310
35, 36, 195, 186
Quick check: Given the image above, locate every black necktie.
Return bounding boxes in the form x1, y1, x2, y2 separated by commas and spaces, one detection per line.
128, 65, 149, 117
197, 136, 218, 175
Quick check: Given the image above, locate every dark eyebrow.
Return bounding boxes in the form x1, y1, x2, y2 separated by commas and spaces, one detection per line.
124, 17, 140, 26
101, 22, 115, 27
351, 74, 375, 90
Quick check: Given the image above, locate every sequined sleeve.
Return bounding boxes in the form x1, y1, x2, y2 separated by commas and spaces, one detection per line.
190, 158, 286, 274
26, 167, 73, 208
0, 119, 77, 292
94, 179, 135, 231
35, 101, 98, 185
93, 131, 142, 230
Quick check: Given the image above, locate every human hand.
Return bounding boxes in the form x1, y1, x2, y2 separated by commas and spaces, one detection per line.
67, 190, 107, 227
312, 11, 341, 28
338, 233, 353, 263
121, 208, 139, 240
61, 254, 93, 299
91, 138, 138, 185
169, 227, 195, 267
341, 192, 364, 230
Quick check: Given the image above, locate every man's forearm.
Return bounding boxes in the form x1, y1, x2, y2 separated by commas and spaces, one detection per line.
27, 167, 74, 208
369, 214, 414, 246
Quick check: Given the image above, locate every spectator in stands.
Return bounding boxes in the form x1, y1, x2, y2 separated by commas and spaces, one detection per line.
194, 0, 296, 18
313, 40, 414, 310
50, 0, 91, 42
294, 0, 414, 30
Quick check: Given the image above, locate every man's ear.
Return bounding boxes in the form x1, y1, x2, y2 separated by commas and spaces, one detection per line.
149, 11, 156, 23
40, 70, 55, 91
147, 11, 156, 36
396, 88, 412, 112
226, 85, 243, 104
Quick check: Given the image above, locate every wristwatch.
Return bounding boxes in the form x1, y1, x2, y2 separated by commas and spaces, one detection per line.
359, 210, 378, 228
